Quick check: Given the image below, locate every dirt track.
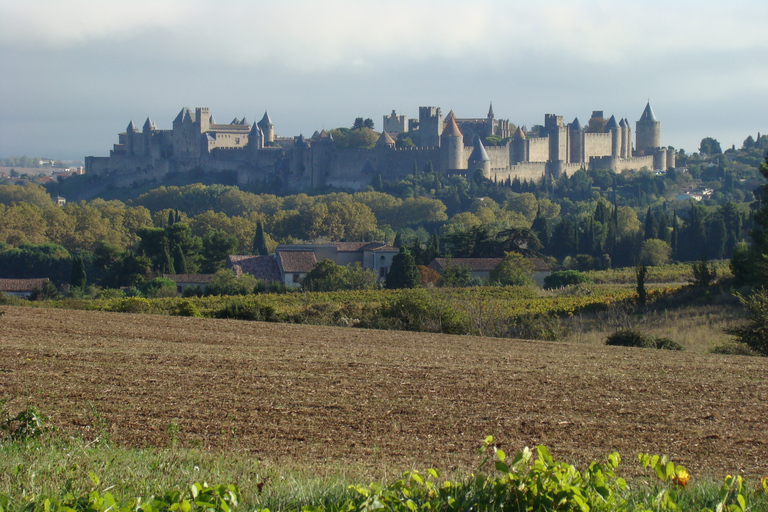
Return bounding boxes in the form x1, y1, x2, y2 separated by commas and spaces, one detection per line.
1, 305, 767, 478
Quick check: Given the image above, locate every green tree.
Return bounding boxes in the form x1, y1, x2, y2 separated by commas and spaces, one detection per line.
385, 247, 421, 289
489, 251, 533, 286
639, 239, 672, 267
252, 221, 269, 255
438, 263, 472, 287
726, 289, 768, 355
201, 230, 238, 274
205, 269, 258, 296
140, 277, 177, 298
699, 137, 722, 155
302, 260, 377, 292
70, 256, 86, 289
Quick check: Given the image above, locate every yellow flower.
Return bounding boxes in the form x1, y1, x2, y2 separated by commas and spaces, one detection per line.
672, 469, 690, 488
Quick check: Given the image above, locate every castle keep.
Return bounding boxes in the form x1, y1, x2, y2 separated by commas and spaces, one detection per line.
85, 102, 675, 191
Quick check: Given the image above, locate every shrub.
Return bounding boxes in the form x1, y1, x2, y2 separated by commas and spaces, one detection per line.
543, 270, 592, 289
140, 277, 177, 298
605, 329, 683, 350
0, 403, 50, 442
173, 299, 201, 318
113, 297, 152, 313
215, 298, 276, 322
691, 258, 717, 287
205, 269, 258, 296
382, 290, 468, 334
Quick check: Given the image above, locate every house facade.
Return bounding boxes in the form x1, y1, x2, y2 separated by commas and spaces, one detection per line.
227, 241, 398, 288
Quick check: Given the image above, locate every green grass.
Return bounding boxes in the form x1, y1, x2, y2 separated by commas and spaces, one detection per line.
2, 435, 767, 512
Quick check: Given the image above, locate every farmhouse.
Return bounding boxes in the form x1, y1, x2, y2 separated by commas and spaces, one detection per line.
427, 257, 551, 286
162, 274, 214, 295
0, 278, 50, 299
227, 241, 398, 288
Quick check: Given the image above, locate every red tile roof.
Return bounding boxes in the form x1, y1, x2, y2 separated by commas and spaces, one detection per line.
0, 278, 49, 292
277, 251, 317, 273
227, 255, 282, 281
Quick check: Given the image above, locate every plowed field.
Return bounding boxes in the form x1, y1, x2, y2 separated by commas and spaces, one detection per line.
1, 305, 767, 477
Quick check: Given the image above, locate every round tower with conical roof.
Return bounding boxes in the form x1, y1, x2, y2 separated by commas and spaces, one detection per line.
441, 117, 464, 170
468, 136, 491, 177
636, 101, 661, 155
258, 112, 274, 144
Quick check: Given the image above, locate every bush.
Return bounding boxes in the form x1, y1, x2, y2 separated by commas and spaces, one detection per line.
140, 277, 177, 298
382, 290, 468, 334
215, 298, 276, 322
205, 269, 258, 296
113, 297, 152, 313
173, 299, 201, 318
691, 258, 717, 287
605, 329, 683, 350
543, 270, 592, 289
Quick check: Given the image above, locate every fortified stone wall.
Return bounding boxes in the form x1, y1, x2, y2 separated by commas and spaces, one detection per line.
484, 145, 510, 170
493, 162, 547, 184
583, 132, 612, 162
528, 137, 549, 162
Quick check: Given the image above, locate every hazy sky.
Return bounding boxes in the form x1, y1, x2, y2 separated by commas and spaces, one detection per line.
1, 0, 767, 161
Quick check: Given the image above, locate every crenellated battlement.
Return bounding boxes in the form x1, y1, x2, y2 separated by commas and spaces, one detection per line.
86, 101, 670, 191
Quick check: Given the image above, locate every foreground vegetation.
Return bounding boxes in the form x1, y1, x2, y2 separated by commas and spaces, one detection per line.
1, 427, 767, 512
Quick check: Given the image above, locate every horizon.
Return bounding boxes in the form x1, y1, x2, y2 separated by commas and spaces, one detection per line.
1, 0, 767, 161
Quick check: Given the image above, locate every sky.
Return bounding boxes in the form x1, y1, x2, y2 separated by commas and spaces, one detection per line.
1, 0, 767, 161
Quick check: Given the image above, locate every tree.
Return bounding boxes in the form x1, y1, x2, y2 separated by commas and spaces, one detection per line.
639, 239, 671, 267
489, 251, 533, 286
252, 221, 269, 255
302, 260, 377, 292
140, 277, 177, 298
70, 256, 86, 289
726, 289, 768, 356
438, 263, 472, 287
201, 230, 238, 273
636, 265, 648, 306
699, 137, 722, 155
385, 247, 420, 289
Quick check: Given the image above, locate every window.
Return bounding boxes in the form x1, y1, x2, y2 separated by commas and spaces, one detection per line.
379, 267, 388, 278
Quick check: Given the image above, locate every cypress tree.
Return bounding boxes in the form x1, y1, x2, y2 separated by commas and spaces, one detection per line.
644, 207, 658, 240
70, 256, 86, 289
385, 247, 421, 289
393, 232, 402, 248
424, 160, 434, 174
252, 221, 269, 255
173, 244, 187, 274
161, 242, 175, 275
168, 210, 175, 226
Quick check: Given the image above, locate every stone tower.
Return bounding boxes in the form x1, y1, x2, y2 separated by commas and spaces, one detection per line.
258, 112, 274, 144
569, 117, 583, 164
468, 136, 491, 177
196, 108, 210, 133
418, 106, 443, 148
441, 116, 464, 170
605, 115, 621, 157
636, 101, 660, 155
545, 114, 568, 163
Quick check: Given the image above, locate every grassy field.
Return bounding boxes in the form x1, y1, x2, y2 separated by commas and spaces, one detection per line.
2, 304, 767, 511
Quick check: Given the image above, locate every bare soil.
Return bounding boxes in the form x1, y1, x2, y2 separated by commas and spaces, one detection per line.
1, 305, 767, 478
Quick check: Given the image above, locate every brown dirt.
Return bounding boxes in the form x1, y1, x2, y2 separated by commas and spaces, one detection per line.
1, 305, 767, 478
